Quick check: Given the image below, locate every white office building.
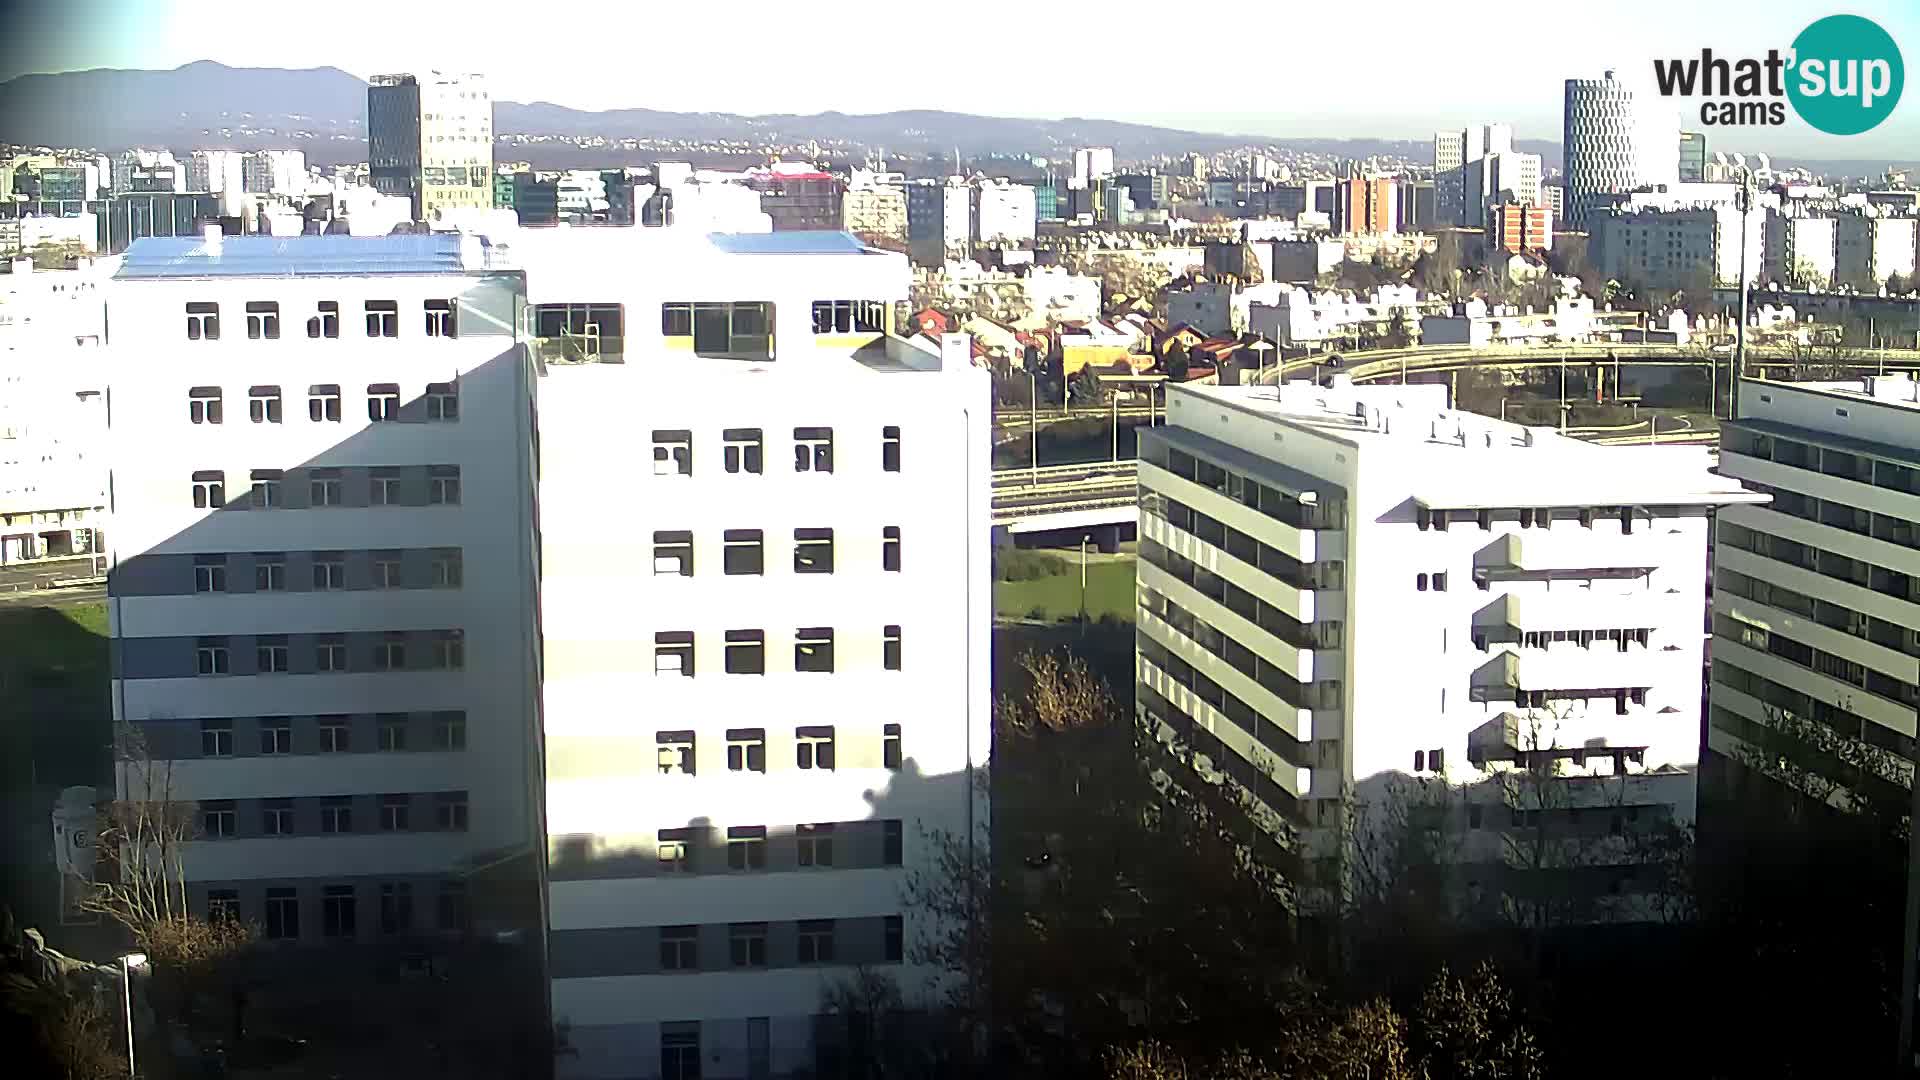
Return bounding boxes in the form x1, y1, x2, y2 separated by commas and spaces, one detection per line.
972, 179, 1036, 245
186, 151, 247, 196
1563, 70, 1679, 227
519, 227, 991, 1078
243, 150, 311, 197
369, 71, 494, 221
1765, 212, 1839, 289
1835, 213, 1919, 293
104, 232, 544, 947
905, 180, 971, 268
1073, 147, 1115, 186
1136, 381, 1760, 918
1591, 202, 1765, 290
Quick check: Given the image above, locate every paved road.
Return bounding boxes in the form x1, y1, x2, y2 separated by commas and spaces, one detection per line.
0, 583, 105, 608
0, 557, 105, 594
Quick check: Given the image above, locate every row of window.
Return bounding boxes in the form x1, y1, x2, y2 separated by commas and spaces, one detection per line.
1145, 442, 1346, 530
654, 627, 902, 676
1470, 683, 1652, 714
194, 550, 462, 592
1719, 518, 1920, 606
1415, 504, 1648, 533
1716, 566, 1920, 660
188, 383, 458, 425
652, 724, 902, 775
654, 820, 904, 872
1138, 538, 1338, 652
1140, 492, 1340, 592
193, 630, 465, 675
653, 916, 904, 976
1724, 427, 1920, 501
1716, 611, 1920, 708
191, 466, 461, 509
211, 881, 468, 941
653, 426, 902, 476
184, 299, 457, 342
651, 528, 901, 577
1474, 627, 1655, 653
199, 712, 465, 756
199, 791, 467, 839
1711, 659, 1916, 763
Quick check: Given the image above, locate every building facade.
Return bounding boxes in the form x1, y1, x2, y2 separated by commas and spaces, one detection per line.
1679, 131, 1707, 184
1563, 71, 1678, 228
842, 183, 907, 242
369, 72, 494, 221
1835, 214, 1919, 293
1332, 177, 1397, 236
972, 180, 1036, 245
1488, 203, 1553, 254
905, 180, 971, 268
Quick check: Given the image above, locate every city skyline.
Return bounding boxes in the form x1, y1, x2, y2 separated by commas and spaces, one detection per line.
1, 0, 1915, 158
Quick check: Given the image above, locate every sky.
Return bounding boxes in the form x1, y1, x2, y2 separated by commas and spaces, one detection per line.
2, 0, 1917, 158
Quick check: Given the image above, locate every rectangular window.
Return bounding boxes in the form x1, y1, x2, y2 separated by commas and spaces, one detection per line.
652, 429, 693, 476
429, 466, 461, 505
725, 630, 766, 675
194, 555, 227, 594
262, 799, 294, 836
727, 825, 768, 870
432, 630, 465, 670
661, 302, 693, 337
370, 468, 401, 505
883, 819, 904, 865
662, 1025, 701, 1080
793, 426, 833, 473
797, 919, 835, 964
796, 726, 835, 770
883, 723, 902, 769
380, 793, 410, 831
432, 550, 463, 588
1433, 571, 1448, 592
658, 828, 694, 872
883, 526, 902, 572
723, 530, 764, 575
424, 299, 456, 338
435, 791, 469, 832
374, 633, 407, 672
885, 915, 903, 962
188, 386, 223, 425
657, 730, 696, 776
368, 383, 401, 421
379, 883, 413, 935
318, 715, 349, 752
256, 637, 290, 675
192, 470, 225, 509
254, 554, 285, 592
185, 301, 220, 342
248, 385, 283, 424
729, 923, 768, 967
882, 425, 902, 472
653, 530, 694, 576
245, 301, 280, 340
200, 718, 233, 757
316, 635, 347, 672
797, 823, 835, 867
727, 728, 767, 773
437, 882, 468, 932
322, 886, 356, 938
308, 384, 342, 422
312, 553, 345, 590
308, 301, 340, 339
372, 552, 403, 589
264, 888, 298, 939
309, 470, 343, 507
795, 627, 835, 673
201, 800, 236, 838
884, 625, 902, 671
794, 528, 834, 574
365, 300, 399, 338
655, 631, 695, 676
249, 470, 282, 508
723, 428, 763, 474
660, 926, 698, 971
319, 796, 352, 833
207, 890, 240, 924
426, 381, 458, 420
434, 711, 466, 750
195, 638, 230, 676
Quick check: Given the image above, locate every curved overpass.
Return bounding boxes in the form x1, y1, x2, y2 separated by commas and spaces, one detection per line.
1258, 342, 1920, 386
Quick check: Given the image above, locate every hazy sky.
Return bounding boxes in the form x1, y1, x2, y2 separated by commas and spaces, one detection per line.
2, 0, 1917, 157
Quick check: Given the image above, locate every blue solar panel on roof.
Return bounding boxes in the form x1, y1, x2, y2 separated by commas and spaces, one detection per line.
705, 231, 872, 255
115, 234, 481, 279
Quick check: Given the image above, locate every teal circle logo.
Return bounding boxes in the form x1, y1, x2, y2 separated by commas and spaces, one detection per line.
1787, 15, 1904, 135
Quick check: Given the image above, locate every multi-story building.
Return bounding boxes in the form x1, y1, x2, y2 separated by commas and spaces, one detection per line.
186, 151, 247, 196
104, 233, 544, 953
905, 179, 970, 268
1679, 131, 1707, 184
100, 193, 224, 254
972, 179, 1036, 244
747, 167, 845, 232
1563, 70, 1678, 227
1466, 150, 1542, 225
1434, 123, 1517, 227
368, 72, 494, 221
842, 174, 907, 242
114, 149, 179, 195
1113, 173, 1170, 212
1, 257, 109, 565
1543, 184, 1565, 223
1136, 380, 1760, 918
1764, 211, 1838, 289
243, 150, 310, 197
1488, 202, 1553, 254
1835, 213, 1919, 293
1591, 202, 1763, 289
516, 226, 991, 1077
1331, 177, 1397, 236
1073, 146, 1115, 186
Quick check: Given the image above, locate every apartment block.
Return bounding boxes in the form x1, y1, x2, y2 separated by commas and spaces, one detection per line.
1835, 214, 1919, 293
905, 180, 971, 268
1136, 381, 1759, 918
104, 233, 544, 948
369, 72, 494, 221
1488, 203, 1552, 255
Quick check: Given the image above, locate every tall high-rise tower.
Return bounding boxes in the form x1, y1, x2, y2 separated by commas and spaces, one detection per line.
368, 72, 494, 222
1563, 70, 1678, 228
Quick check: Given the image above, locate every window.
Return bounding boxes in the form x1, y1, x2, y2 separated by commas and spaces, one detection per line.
189, 386, 223, 424
312, 552, 345, 590
246, 300, 280, 340
661, 303, 693, 337
368, 383, 401, 421
365, 300, 399, 338
435, 791, 469, 832
322, 886, 356, 938
884, 915, 903, 963
727, 728, 767, 773
794, 427, 833, 472
883, 624, 903, 671
437, 882, 468, 932
370, 551, 403, 589
186, 301, 220, 341
652, 429, 693, 476
657, 730, 696, 775
1433, 571, 1448, 592
426, 381, 458, 420
724, 530, 764, 575
796, 726, 835, 770
729, 923, 768, 967
655, 631, 695, 676
202, 800, 236, 838
380, 884, 413, 935
654, 530, 694, 576
727, 826, 767, 870
797, 823, 835, 867
257, 637, 290, 675
318, 715, 349, 752
192, 470, 225, 509
194, 555, 227, 594
725, 630, 766, 675
380, 794, 410, 831
248, 385, 283, 423
795, 627, 835, 672
1477, 508, 1493, 530
378, 712, 408, 750
265, 888, 298, 940
794, 528, 834, 574
308, 384, 342, 422
658, 828, 694, 872
1429, 748, 1445, 771
690, 301, 773, 360
308, 301, 340, 339
432, 550, 463, 588
662, 1024, 701, 1080
207, 890, 240, 924
882, 426, 901, 472
660, 926, 698, 971
424, 299, 456, 338
262, 799, 294, 836
254, 554, 285, 592
196, 637, 230, 676
200, 718, 233, 757
883, 723, 903, 769
309, 470, 343, 507
315, 634, 348, 672
723, 428, 763, 474
1414, 750, 1425, 772
797, 919, 835, 964
249, 470, 282, 508
433, 711, 466, 751
432, 630, 465, 670
883, 819, 904, 865
370, 468, 401, 505
882, 526, 902, 572
1416, 573, 1429, 592
429, 466, 461, 505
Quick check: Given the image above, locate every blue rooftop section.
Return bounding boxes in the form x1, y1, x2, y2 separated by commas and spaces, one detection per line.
115, 235, 482, 280
706, 231, 875, 255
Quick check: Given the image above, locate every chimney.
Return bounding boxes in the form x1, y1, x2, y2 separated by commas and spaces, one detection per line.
201, 223, 223, 255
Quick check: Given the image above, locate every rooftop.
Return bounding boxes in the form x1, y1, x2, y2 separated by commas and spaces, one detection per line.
704, 231, 880, 256
115, 235, 494, 280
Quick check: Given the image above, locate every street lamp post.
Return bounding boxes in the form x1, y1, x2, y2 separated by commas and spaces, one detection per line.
120, 952, 147, 1078
1026, 371, 1039, 484
1111, 391, 1120, 462
1248, 337, 1275, 385
1732, 168, 1756, 422
1079, 535, 1091, 631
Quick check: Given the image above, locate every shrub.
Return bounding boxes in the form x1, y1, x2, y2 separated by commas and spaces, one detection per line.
994, 549, 1069, 582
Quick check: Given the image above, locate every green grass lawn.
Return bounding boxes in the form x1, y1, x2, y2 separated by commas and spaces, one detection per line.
995, 555, 1137, 622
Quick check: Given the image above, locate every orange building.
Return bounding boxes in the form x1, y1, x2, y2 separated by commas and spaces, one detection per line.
1333, 177, 1398, 235
1488, 203, 1553, 254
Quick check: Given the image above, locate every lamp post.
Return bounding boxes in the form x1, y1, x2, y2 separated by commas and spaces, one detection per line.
1248, 337, 1275, 385
1079, 535, 1091, 631
1111, 389, 1120, 462
120, 952, 147, 1078
1026, 370, 1039, 484
1732, 167, 1756, 422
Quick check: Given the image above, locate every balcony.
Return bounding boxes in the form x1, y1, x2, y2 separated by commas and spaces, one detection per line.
1471, 531, 1673, 580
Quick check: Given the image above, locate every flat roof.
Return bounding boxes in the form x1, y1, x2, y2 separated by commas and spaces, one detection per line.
704, 231, 877, 256
115, 235, 489, 280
